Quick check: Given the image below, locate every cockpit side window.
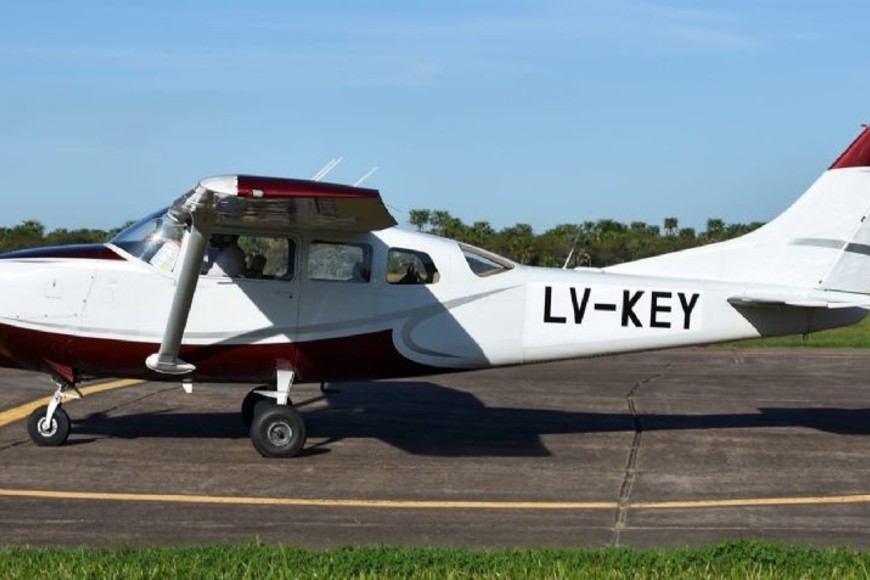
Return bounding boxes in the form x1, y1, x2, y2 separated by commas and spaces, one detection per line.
387, 248, 440, 284
111, 208, 298, 280
459, 243, 514, 277
202, 234, 296, 280
308, 241, 372, 283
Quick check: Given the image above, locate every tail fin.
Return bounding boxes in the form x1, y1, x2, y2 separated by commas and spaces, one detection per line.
608, 125, 870, 294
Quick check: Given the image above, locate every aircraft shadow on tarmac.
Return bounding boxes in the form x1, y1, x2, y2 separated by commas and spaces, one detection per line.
69, 381, 870, 457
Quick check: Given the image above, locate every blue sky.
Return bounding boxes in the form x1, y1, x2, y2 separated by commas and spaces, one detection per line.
1, 0, 869, 234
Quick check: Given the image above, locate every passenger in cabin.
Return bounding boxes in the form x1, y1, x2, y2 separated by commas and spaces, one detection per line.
205, 234, 246, 277
247, 254, 267, 279
398, 264, 422, 284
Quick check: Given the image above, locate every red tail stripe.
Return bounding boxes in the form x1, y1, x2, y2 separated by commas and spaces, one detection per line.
830, 125, 870, 169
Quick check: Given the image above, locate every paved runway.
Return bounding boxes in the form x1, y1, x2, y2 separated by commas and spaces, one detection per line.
2, 347, 870, 548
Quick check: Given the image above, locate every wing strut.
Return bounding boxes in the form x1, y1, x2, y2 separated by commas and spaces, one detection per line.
145, 190, 215, 375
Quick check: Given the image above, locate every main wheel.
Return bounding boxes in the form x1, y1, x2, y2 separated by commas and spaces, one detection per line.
250, 404, 306, 458
27, 405, 70, 447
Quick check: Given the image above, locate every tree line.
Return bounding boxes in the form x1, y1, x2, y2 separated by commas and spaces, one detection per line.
408, 210, 765, 268
0, 213, 765, 268
0, 220, 130, 254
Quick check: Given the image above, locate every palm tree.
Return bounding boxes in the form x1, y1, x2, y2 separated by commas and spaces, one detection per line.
705, 218, 725, 242
408, 210, 431, 232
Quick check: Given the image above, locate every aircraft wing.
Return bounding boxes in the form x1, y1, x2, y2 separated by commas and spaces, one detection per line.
146, 175, 396, 375
172, 175, 397, 233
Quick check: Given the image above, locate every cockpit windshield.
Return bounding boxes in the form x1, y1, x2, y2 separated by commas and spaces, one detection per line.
110, 207, 187, 272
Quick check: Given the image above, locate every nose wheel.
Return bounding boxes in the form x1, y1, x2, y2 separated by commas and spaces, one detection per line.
27, 405, 71, 446
26, 376, 78, 447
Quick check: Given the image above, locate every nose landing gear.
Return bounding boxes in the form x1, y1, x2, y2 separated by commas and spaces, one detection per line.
26, 377, 80, 447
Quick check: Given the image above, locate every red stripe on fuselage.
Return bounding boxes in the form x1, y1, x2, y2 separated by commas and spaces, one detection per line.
0, 323, 440, 383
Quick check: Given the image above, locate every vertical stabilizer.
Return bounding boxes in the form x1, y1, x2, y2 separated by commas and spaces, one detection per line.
607, 125, 870, 295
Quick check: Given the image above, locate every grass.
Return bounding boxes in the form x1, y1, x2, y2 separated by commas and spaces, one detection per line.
1, 540, 870, 579
730, 313, 870, 348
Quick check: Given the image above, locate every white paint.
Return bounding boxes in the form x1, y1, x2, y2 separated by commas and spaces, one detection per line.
0, 157, 869, 381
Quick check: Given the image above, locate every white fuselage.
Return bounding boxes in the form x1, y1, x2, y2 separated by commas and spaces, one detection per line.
0, 226, 861, 383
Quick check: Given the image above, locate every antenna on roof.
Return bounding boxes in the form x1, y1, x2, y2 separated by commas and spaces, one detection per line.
353, 167, 378, 187
311, 157, 343, 181
561, 227, 583, 270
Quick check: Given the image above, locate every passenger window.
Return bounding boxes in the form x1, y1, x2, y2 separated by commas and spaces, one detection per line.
308, 241, 372, 283
460, 243, 514, 277
387, 248, 440, 284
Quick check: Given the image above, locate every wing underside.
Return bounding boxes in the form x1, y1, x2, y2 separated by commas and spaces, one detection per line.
147, 174, 396, 375
173, 174, 397, 233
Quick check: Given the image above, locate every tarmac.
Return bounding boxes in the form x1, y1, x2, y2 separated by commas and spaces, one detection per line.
2, 347, 870, 548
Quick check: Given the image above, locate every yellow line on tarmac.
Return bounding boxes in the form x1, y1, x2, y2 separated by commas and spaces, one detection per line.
0, 488, 618, 510
0, 379, 143, 428
634, 494, 870, 510
3, 488, 870, 512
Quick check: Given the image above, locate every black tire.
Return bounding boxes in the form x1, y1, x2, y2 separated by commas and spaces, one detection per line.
241, 388, 288, 428
27, 405, 70, 447
249, 404, 306, 458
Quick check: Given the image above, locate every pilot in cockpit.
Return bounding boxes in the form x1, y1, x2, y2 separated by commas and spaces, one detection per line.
205, 233, 246, 277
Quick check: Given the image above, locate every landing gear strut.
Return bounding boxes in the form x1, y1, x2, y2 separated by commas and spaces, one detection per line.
245, 369, 307, 458
27, 377, 78, 447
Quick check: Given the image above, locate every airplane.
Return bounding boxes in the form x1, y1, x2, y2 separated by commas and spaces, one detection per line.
2, 125, 870, 458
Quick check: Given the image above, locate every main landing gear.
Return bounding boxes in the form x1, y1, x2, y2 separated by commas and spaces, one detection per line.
26, 377, 79, 447
24, 371, 308, 458
243, 369, 307, 458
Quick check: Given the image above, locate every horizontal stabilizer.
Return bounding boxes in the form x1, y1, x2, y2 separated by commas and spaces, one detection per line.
728, 291, 870, 309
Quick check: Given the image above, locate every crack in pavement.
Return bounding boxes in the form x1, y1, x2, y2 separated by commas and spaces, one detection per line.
90, 385, 180, 417
612, 363, 671, 546
0, 439, 28, 453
